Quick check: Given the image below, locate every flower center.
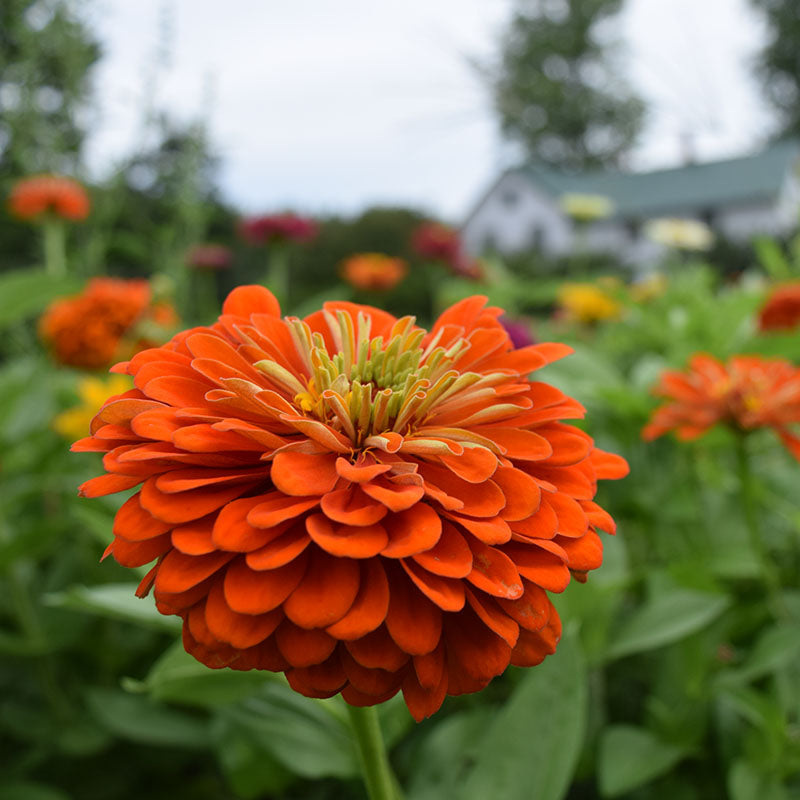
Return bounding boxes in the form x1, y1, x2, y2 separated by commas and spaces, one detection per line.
255, 309, 492, 446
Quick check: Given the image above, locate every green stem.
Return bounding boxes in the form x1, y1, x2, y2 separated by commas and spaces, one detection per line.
735, 434, 788, 619
345, 703, 400, 800
193, 269, 220, 324
264, 243, 289, 307
43, 217, 67, 277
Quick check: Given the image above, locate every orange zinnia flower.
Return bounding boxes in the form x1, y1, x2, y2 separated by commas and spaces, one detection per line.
75, 286, 627, 720
758, 282, 800, 332
643, 353, 800, 460
8, 174, 90, 221
40, 278, 175, 370
341, 253, 408, 291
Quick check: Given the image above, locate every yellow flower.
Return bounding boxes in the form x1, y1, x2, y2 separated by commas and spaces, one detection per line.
560, 193, 615, 222
630, 273, 667, 302
557, 282, 622, 324
645, 218, 714, 251
54, 374, 133, 441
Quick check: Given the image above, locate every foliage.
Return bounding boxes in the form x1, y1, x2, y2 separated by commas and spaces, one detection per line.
491, 0, 645, 169
750, 0, 800, 138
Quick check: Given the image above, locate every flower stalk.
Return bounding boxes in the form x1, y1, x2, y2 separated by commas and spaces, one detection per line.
346, 703, 400, 800
734, 434, 788, 619
43, 217, 67, 277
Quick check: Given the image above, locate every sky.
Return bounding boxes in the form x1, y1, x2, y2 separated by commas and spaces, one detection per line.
84, 0, 774, 222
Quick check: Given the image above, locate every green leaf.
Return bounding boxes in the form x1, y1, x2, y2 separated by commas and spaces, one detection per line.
718, 624, 800, 687
85, 687, 210, 748
145, 639, 272, 707
407, 707, 495, 799
0, 781, 71, 800
458, 629, 587, 800
598, 725, 687, 797
728, 760, 788, 800
218, 683, 359, 780
0, 268, 81, 327
606, 588, 730, 660
45, 583, 180, 632
754, 237, 792, 281
211, 715, 296, 799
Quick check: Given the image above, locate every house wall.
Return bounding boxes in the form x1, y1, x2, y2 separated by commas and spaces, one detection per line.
461, 173, 571, 256
717, 200, 789, 240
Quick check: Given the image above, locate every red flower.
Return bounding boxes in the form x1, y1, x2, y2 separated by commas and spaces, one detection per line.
412, 221, 482, 280
500, 316, 536, 349
41, 278, 176, 370
8, 175, 90, 222
341, 253, 408, 291
643, 353, 800, 460
758, 283, 800, 332
75, 286, 627, 720
186, 244, 233, 270
238, 214, 318, 245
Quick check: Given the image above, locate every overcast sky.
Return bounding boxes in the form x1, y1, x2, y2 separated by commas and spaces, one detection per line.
84, 0, 774, 222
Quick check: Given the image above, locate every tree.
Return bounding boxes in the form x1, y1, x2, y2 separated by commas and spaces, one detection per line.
750, 0, 800, 138
0, 0, 100, 177
492, 0, 645, 170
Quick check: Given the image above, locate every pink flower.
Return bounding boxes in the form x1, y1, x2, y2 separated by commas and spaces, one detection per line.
238, 214, 318, 246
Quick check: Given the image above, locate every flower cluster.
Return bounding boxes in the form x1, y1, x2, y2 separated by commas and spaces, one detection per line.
341, 253, 408, 291
54, 375, 133, 441
560, 193, 614, 222
411, 222, 482, 280
41, 278, 177, 370
8, 175, 90, 222
186, 244, 233, 271
643, 353, 800, 460
757, 283, 800, 332
557, 282, 621, 324
645, 218, 714, 252
239, 214, 318, 246
75, 286, 627, 721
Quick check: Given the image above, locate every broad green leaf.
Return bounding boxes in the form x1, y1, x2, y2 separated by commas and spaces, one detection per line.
407, 707, 495, 800
46, 583, 180, 632
211, 715, 296, 799
716, 686, 785, 734
0, 268, 81, 327
0, 781, 71, 800
459, 630, 586, 800
606, 588, 730, 660
218, 682, 359, 780
753, 237, 792, 281
598, 725, 687, 797
718, 624, 800, 686
85, 687, 210, 749
145, 639, 272, 706
728, 760, 788, 800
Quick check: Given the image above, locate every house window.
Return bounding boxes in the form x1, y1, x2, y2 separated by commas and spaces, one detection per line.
500, 189, 518, 208
625, 220, 640, 241
530, 227, 544, 251
700, 208, 716, 228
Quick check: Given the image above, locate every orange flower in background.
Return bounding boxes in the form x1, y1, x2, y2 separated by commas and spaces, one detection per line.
8, 175, 90, 222
341, 253, 408, 291
41, 278, 176, 370
757, 282, 800, 332
643, 353, 800, 460
75, 286, 627, 721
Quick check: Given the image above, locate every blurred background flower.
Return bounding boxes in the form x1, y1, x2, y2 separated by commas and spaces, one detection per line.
340, 252, 408, 291
53, 373, 132, 440
557, 282, 622, 324
8, 175, 90, 222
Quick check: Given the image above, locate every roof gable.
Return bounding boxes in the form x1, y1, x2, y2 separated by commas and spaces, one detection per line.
514, 139, 800, 219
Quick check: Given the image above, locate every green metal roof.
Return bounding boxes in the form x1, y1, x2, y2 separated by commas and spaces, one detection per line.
514, 139, 800, 220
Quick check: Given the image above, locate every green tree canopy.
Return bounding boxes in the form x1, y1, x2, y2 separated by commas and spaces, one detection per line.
492, 0, 645, 170
751, 0, 800, 138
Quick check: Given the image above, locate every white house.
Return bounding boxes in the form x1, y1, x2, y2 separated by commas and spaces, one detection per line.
461, 140, 800, 266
